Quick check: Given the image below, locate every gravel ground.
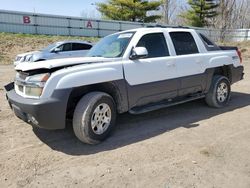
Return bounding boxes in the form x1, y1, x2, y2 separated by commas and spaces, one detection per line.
0, 60, 249, 188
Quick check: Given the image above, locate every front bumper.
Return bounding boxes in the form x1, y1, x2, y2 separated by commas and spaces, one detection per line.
5, 82, 71, 130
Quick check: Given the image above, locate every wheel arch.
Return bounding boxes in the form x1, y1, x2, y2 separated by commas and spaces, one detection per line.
213, 65, 233, 83
66, 81, 129, 119
205, 65, 233, 93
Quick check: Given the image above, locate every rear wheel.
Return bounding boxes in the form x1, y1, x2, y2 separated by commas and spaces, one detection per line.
205, 75, 231, 108
73, 92, 116, 144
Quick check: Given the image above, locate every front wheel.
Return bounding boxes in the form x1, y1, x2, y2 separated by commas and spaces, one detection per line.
73, 92, 117, 144
205, 75, 231, 108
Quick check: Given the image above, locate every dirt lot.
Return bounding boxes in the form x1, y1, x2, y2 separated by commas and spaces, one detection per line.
0, 59, 250, 188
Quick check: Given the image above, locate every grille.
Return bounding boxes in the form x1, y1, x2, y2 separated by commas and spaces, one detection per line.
15, 56, 22, 61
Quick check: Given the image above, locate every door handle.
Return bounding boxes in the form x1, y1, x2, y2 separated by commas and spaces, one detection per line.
166, 62, 175, 67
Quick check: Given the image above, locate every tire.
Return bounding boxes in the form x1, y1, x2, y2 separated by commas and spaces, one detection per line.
205, 75, 231, 108
73, 92, 117, 144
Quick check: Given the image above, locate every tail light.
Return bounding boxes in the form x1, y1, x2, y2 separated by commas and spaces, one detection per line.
237, 49, 243, 64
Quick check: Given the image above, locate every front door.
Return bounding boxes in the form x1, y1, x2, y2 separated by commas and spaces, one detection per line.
51, 43, 73, 59
123, 32, 179, 108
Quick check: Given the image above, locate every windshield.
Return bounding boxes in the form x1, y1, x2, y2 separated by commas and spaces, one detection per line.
41, 42, 62, 51
87, 32, 134, 58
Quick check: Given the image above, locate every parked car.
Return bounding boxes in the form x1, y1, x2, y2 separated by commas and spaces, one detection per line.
5, 27, 244, 144
13, 40, 93, 66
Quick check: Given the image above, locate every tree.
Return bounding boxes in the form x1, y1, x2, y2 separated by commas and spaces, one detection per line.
96, 0, 162, 23
181, 0, 220, 27
213, 0, 250, 29
161, 0, 177, 24
162, 0, 170, 24
210, 0, 250, 41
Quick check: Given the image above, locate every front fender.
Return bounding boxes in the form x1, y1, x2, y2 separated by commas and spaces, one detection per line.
56, 67, 123, 89
41, 62, 124, 98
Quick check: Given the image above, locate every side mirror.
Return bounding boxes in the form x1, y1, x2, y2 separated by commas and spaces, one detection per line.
53, 47, 61, 53
130, 47, 148, 60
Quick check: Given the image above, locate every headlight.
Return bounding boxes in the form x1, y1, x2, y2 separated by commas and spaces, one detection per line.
26, 73, 50, 83
27, 55, 33, 62
15, 56, 22, 61
25, 86, 44, 97
15, 73, 50, 98
20, 57, 25, 62
25, 73, 50, 97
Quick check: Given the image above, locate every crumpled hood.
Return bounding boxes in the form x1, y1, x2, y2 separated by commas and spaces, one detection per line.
15, 57, 115, 72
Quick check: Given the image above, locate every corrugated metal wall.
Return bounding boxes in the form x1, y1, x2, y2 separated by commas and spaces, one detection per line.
0, 9, 150, 37
0, 9, 249, 41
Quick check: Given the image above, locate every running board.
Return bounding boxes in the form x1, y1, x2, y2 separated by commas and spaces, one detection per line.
129, 94, 205, 115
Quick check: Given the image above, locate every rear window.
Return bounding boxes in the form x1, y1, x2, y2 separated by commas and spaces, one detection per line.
170, 32, 199, 55
199, 33, 221, 51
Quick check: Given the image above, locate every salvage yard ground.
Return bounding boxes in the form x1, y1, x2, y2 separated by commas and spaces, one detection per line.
0, 34, 250, 187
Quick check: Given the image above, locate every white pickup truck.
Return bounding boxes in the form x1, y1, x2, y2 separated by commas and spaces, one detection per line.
5, 27, 244, 144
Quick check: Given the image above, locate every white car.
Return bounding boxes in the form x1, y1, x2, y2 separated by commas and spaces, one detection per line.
6, 27, 244, 144
14, 40, 93, 66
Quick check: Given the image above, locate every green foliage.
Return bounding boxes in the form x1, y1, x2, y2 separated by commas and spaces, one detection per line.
97, 0, 162, 23
182, 0, 220, 27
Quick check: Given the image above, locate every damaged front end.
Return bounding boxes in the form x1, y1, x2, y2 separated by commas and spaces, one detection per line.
4, 68, 71, 130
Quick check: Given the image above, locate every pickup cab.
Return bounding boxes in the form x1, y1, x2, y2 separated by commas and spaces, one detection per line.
5, 27, 244, 144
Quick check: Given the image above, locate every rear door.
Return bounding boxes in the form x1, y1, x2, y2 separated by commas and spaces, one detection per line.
123, 32, 179, 108
169, 31, 207, 96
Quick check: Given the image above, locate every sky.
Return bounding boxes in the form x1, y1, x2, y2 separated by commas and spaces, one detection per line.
0, 0, 187, 19
0, 0, 104, 18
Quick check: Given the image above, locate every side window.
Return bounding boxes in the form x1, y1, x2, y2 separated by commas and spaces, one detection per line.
136, 33, 169, 58
60, 43, 72, 51
199, 33, 221, 51
72, 43, 92, 51
200, 34, 214, 46
170, 32, 199, 55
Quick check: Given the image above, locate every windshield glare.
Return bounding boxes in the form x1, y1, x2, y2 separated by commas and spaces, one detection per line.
41, 42, 62, 51
87, 32, 134, 58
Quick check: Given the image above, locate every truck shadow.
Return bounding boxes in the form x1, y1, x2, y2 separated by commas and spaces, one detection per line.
33, 91, 250, 155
